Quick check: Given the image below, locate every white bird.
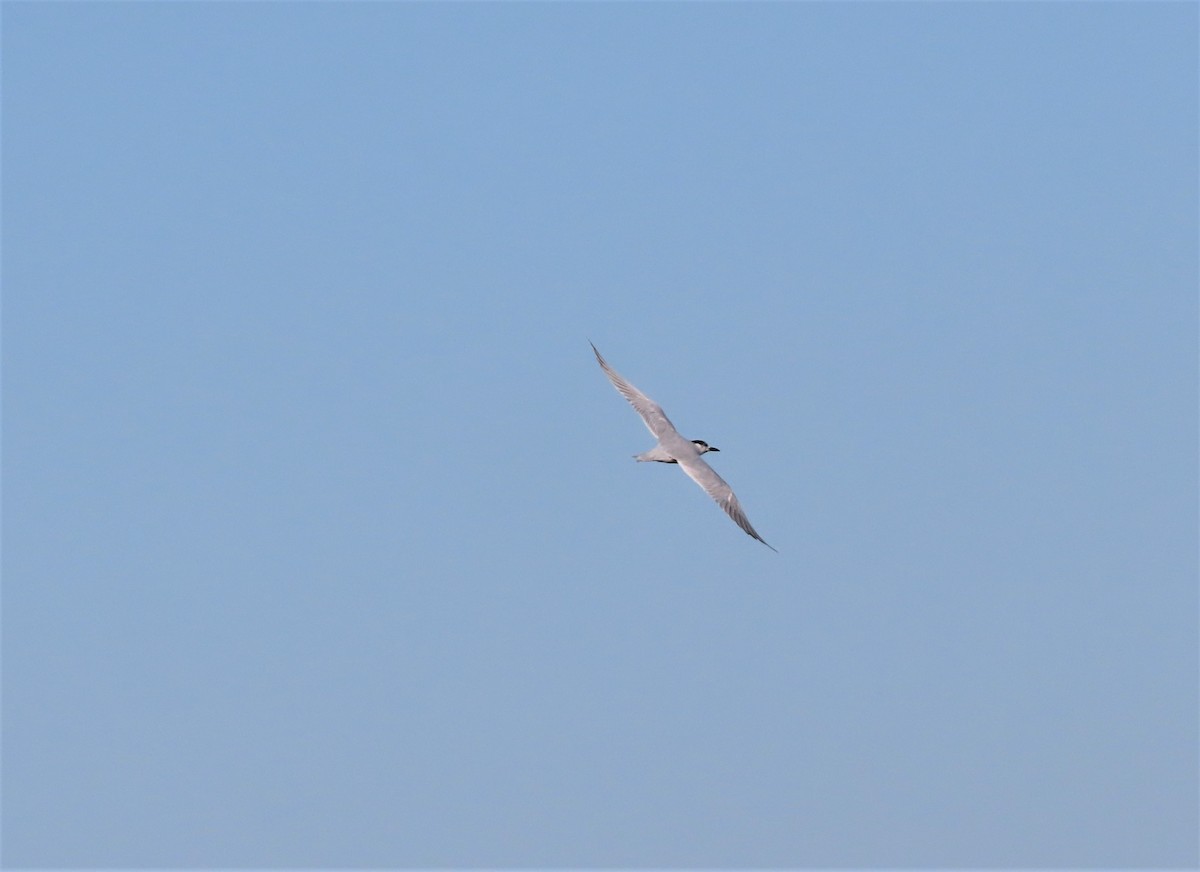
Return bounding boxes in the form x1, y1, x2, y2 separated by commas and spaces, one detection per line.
590, 341, 777, 552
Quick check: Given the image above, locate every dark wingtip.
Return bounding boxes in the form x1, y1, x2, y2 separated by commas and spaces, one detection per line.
589, 340, 610, 370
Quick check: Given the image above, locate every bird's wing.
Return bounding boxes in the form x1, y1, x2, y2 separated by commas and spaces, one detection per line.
676, 453, 777, 552
590, 342, 678, 439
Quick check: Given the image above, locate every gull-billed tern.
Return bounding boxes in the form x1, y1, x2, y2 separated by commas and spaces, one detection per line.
591, 341, 777, 552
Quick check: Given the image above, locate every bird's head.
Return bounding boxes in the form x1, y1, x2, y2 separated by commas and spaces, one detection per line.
691, 439, 720, 454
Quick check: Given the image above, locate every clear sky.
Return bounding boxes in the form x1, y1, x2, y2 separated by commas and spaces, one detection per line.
3, 3, 1196, 868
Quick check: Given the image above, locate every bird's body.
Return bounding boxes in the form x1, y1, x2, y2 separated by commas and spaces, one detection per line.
590, 341, 776, 552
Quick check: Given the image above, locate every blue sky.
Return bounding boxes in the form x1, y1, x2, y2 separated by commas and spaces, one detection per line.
3, 3, 1196, 868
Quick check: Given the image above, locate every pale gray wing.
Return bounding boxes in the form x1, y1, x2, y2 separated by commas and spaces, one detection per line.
590, 342, 678, 439
676, 453, 778, 552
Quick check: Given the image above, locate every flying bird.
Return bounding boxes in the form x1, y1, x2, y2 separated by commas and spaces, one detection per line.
590, 341, 777, 552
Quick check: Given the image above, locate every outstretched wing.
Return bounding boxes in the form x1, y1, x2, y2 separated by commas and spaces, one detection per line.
590, 342, 679, 440
676, 453, 777, 552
